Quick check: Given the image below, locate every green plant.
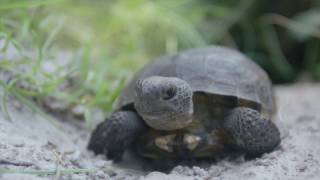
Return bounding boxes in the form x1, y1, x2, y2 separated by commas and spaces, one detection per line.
0, 0, 320, 131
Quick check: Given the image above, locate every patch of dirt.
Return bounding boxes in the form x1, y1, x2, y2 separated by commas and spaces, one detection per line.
0, 83, 320, 180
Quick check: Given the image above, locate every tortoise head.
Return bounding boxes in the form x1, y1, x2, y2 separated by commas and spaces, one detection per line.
134, 76, 193, 131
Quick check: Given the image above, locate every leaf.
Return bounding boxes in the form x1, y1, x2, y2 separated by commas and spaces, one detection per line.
291, 8, 320, 40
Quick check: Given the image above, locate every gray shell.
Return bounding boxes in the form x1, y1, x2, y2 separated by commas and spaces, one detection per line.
116, 46, 275, 116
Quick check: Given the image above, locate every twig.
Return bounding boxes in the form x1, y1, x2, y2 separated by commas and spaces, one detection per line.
0, 159, 34, 167
53, 150, 63, 180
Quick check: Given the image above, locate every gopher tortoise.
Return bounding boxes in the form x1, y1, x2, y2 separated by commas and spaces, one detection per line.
88, 46, 281, 162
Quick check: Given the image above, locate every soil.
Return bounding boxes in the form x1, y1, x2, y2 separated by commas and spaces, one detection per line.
0, 83, 320, 180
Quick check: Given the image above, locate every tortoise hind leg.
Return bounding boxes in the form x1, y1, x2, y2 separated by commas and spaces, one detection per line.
88, 111, 146, 161
223, 107, 280, 156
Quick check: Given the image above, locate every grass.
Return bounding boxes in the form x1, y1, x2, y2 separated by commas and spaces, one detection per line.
0, 0, 213, 129
0, 166, 144, 177
0, 0, 319, 127
0, 0, 320, 176
0, 168, 100, 176
0, 0, 319, 128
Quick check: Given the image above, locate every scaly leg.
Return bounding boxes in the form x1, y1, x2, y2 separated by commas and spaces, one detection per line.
88, 111, 146, 161
223, 107, 280, 156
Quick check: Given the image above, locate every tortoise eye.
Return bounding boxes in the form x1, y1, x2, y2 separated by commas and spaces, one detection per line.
163, 86, 176, 100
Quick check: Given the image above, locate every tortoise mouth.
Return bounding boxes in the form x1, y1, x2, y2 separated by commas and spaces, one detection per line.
136, 110, 167, 116
140, 111, 193, 131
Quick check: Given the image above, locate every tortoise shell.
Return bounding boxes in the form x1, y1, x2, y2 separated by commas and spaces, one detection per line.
116, 46, 275, 117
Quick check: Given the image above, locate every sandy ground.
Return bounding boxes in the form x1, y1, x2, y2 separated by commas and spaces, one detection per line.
0, 83, 320, 180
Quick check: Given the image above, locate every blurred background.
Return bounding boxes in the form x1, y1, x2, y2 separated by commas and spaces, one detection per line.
0, 0, 319, 128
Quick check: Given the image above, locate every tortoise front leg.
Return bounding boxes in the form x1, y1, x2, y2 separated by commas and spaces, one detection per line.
88, 111, 146, 161
223, 107, 280, 156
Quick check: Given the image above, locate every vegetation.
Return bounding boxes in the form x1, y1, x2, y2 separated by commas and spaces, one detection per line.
0, 0, 320, 127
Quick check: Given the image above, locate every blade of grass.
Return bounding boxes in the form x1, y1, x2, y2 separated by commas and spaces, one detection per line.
260, 21, 295, 81
1, 91, 13, 122
0, 165, 144, 176
262, 13, 320, 40
84, 108, 92, 130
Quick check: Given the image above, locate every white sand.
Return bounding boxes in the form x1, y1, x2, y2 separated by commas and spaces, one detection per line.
0, 83, 320, 180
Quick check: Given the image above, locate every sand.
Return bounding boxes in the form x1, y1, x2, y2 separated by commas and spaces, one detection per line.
0, 83, 320, 180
